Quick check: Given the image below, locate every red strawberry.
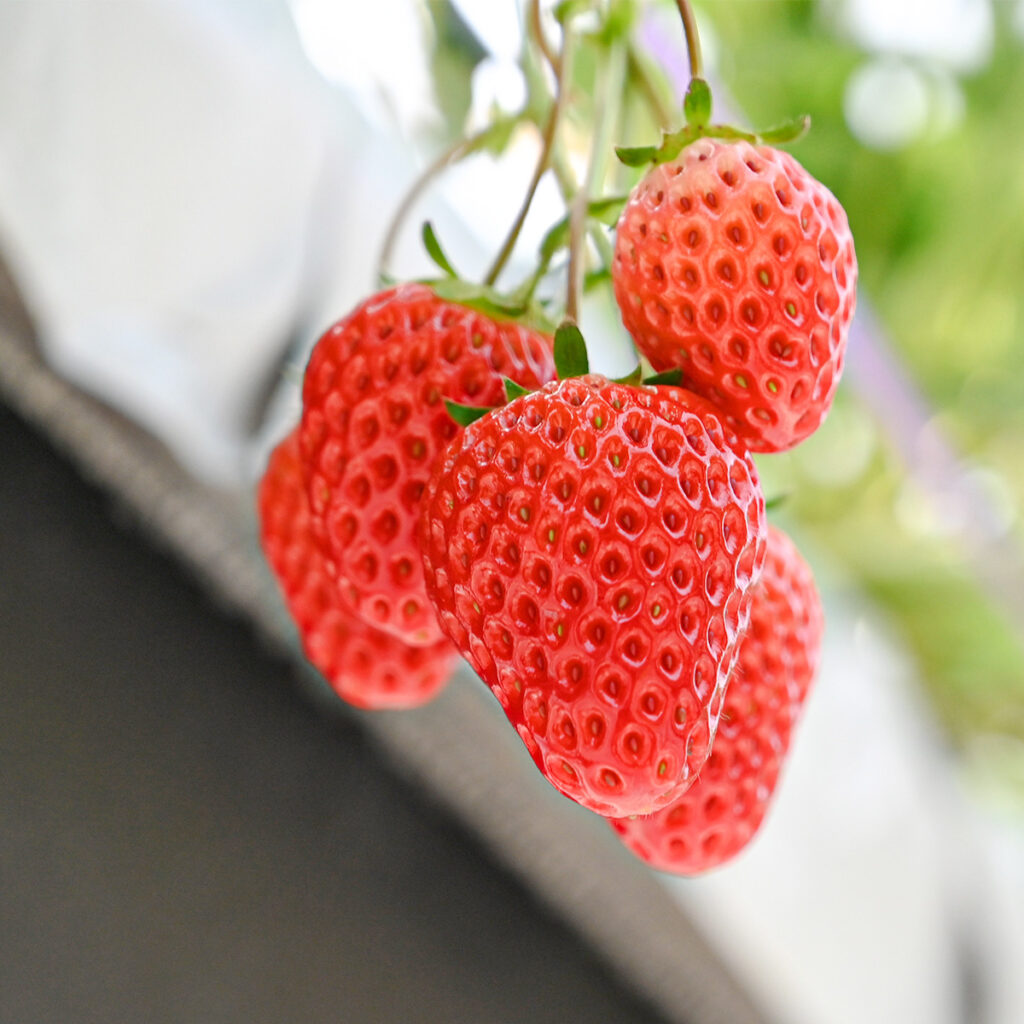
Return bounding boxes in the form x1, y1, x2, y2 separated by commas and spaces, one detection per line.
613, 138, 856, 453
258, 428, 455, 710
299, 284, 555, 646
419, 375, 766, 817
609, 524, 823, 873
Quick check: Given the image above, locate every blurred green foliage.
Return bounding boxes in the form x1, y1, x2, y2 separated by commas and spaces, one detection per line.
702, 0, 1024, 773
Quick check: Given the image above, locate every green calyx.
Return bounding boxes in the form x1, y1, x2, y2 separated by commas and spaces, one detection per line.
616, 77, 810, 168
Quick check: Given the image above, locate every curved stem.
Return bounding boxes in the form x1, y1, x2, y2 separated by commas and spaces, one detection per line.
483, 21, 575, 288
528, 0, 559, 79
377, 121, 501, 282
675, 0, 704, 81
565, 39, 627, 323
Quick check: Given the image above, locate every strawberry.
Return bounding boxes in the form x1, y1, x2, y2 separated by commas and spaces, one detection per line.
419, 375, 766, 817
258, 428, 455, 710
613, 138, 856, 453
299, 284, 555, 646
609, 524, 823, 873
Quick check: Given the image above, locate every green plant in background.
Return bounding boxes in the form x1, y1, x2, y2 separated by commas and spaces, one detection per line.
701, 0, 1024, 784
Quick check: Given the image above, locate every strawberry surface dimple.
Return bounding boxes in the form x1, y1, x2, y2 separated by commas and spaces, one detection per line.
299, 284, 554, 646
258, 429, 456, 710
420, 376, 767, 817
613, 138, 857, 453
609, 524, 824, 873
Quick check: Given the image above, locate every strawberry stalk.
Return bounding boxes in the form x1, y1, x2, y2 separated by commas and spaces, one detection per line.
483, 5, 577, 288
565, 32, 626, 326
377, 116, 521, 282
674, 0, 704, 81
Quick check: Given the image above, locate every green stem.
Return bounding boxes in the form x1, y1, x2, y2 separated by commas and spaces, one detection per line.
377, 121, 502, 282
675, 0, 704, 81
527, 0, 559, 79
483, 20, 575, 288
565, 38, 627, 323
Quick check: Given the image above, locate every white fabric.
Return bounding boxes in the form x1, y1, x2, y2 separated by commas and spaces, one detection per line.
0, 0, 415, 482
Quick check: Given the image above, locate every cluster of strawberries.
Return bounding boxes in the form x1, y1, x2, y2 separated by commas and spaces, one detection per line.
259, 135, 856, 874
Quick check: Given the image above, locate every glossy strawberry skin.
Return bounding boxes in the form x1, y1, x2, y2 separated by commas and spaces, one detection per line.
609, 524, 823, 873
258, 429, 455, 710
613, 138, 856, 453
419, 376, 766, 817
299, 284, 555, 647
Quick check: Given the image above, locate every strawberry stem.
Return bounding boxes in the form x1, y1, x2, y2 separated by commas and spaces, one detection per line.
675, 0, 704, 82
377, 119, 515, 282
565, 33, 627, 324
483, 5, 576, 288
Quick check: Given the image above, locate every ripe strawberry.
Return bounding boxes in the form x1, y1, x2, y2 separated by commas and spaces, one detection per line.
419, 375, 766, 817
609, 524, 823, 873
299, 284, 555, 646
613, 138, 856, 453
258, 428, 455, 710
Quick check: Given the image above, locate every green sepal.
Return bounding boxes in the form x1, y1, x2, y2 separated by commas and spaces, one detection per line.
430, 276, 522, 312
764, 492, 791, 513
553, 321, 589, 379
504, 377, 532, 402
643, 368, 683, 386
444, 398, 495, 428
614, 144, 659, 167
758, 114, 811, 145
683, 78, 712, 128
615, 113, 810, 170
612, 364, 643, 386
422, 221, 458, 278
416, 277, 556, 337
468, 113, 520, 157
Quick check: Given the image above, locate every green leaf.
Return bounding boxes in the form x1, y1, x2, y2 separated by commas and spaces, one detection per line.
554, 321, 589, 379
422, 222, 458, 278
643, 368, 683, 386
757, 114, 811, 145
467, 113, 520, 157
429, 278, 525, 316
615, 144, 659, 167
444, 399, 494, 428
683, 77, 712, 127
553, 0, 590, 24
504, 378, 532, 402
598, 0, 636, 43
583, 267, 611, 293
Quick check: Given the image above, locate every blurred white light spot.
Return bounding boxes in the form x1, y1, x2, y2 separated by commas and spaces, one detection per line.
927, 67, 966, 136
290, 0, 435, 130
468, 57, 527, 129
840, 0, 993, 71
844, 59, 929, 150
449, 0, 523, 63
895, 478, 964, 539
